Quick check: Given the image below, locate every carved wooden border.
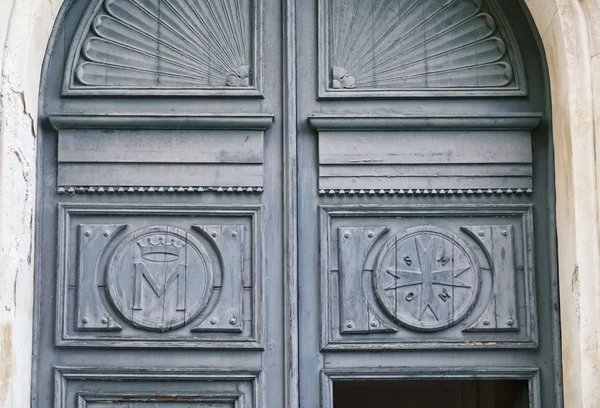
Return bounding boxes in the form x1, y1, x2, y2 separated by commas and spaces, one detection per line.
55, 203, 263, 349
283, 1, 299, 407
54, 367, 262, 408
320, 367, 541, 408
319, 204, 538, 350
61, 0, 263, 97
317, 0, 528, 98
76, 392, 243, 408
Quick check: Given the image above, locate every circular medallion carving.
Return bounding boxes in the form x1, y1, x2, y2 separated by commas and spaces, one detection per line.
107, 226, 214, 332
374, 226, 479, 332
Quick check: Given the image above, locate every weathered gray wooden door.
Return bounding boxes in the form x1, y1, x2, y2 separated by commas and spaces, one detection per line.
34, 0, 561, 407
295, 0, 561, 407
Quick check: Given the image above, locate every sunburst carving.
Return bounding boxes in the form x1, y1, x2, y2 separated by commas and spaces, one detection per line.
325, 0, 522, 94
67, 0, 255, 94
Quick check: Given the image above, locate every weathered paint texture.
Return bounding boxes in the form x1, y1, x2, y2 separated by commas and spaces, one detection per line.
1, 0, 600, 407
0, 1, 62, 408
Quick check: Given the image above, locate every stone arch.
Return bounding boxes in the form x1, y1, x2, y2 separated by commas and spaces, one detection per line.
0, 0, 599, 406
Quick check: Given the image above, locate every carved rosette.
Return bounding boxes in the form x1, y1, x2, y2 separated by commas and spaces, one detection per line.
374, 226, 480, 331
106, 226, 214, 332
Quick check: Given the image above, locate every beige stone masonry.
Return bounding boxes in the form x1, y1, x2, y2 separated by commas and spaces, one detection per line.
1, 0, 600, 407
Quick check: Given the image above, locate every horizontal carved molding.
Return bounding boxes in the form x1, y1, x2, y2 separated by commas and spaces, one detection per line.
311, 114, 537, 192
55, 367, 261, 408
49, 114, 274, 130
58, 186, 263, 194
321, 366, 540, 379
55, 366, 262, 380
50, 114, 273, 190
77, 393, 242, 408
319, 188, 533, 196
308, 113, 542, 131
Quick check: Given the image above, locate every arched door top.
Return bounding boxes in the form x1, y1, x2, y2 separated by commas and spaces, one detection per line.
319, 0, 527, 97
62, 0, 525, 98
62, 0, 262, 96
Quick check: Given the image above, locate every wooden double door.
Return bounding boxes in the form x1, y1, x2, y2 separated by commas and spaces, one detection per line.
35, 0, 561, 407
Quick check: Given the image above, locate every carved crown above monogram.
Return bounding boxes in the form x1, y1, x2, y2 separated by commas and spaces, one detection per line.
321, 0, 526, 97
107, 226, 215, 332
63, 0, 258, 95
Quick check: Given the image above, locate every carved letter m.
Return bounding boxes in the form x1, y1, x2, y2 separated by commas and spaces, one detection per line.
133, 262, 185, 311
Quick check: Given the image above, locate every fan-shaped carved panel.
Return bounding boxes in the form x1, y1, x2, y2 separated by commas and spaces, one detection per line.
319, 0, 526, 97
63, 0, 260, 96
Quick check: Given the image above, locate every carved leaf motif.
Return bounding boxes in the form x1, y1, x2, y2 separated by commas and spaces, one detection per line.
75, 0, 253, 89
328, 0, 516, 90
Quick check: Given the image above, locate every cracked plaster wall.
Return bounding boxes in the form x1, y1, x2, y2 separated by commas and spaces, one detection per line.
0, 0, 599, 407
0, 1, 61, 408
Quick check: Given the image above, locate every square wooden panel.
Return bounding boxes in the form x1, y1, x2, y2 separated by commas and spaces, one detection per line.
56, 203, 262, 348
320, 205, 538, 350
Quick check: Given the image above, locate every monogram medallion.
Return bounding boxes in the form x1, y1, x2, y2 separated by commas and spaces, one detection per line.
107, 226, 214, 332
374, 226, 480, 331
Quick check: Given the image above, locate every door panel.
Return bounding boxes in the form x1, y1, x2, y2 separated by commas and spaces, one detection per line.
296, 0, 560, 407
35, 0, 284, 407
318, 205, 536, 349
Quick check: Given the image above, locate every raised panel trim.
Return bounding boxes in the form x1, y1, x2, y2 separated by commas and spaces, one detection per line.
320, 368, 541, 408
319, 204, 538, 350
76, 392, 243, 408
49, 114, 273, 191
308, 113, 542, 131
318, 188, 533, 196
191, 224, 246, 333
54, 367, 262, 408
462, 225, 520, 332
58, 186, 264, 195
56, 203, 263, 349
336, 227, 395, 334
310, 114, 539, 192
49, 114, 275, 131
76, 224, 126, 331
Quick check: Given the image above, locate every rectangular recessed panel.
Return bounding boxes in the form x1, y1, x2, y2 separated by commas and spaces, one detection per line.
319, 131, 532, 164
56, 368, 258, 408
58, 129, 264, 164
56, 204, 261, 348
317, 130, 532, 191
80, 395, 237, 408
319, 175, 533, 190
58, 163, 263, 187
319, 164, 533, 178
319, 205, 537, 350
51, 115, 272, 190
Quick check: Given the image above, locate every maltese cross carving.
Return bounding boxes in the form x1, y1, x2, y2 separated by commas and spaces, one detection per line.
374, 227, 480, 331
